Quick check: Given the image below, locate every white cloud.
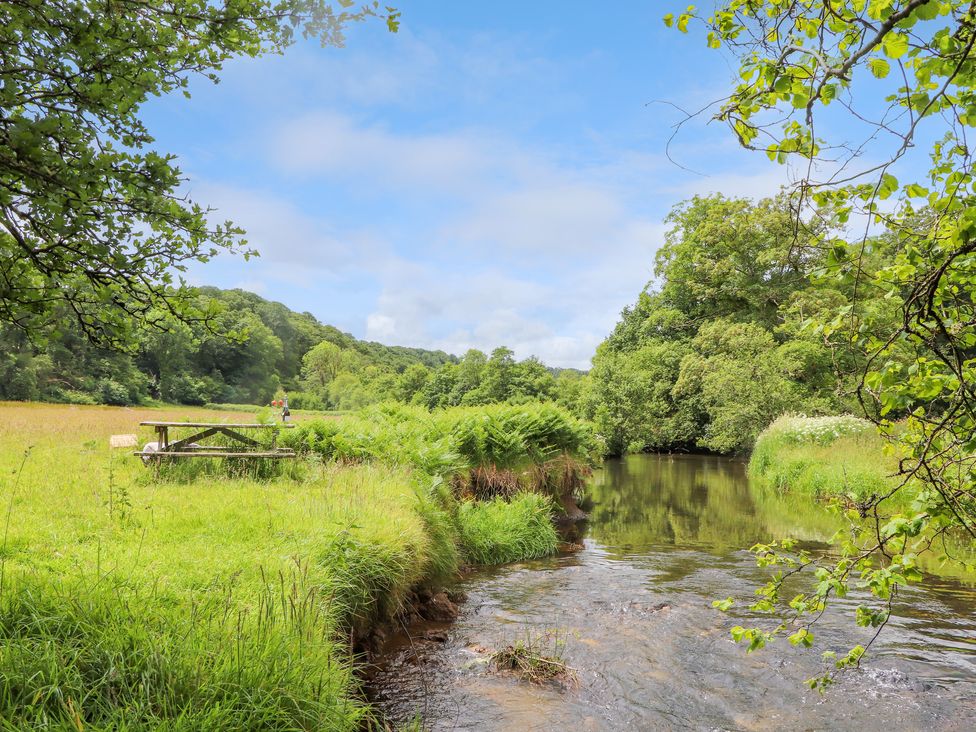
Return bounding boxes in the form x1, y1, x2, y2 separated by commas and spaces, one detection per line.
365, 313, 396, 339
269, 112, 496, 192
187, 111, 677, 368
190, 182, 388, 286
169, 28, 795, 369
442, 183, 627, 256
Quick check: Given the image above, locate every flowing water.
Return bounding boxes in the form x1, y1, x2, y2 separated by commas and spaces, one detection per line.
370, 454, 976, 731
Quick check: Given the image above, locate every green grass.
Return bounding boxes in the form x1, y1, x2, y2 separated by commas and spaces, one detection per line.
750, 414, 976, 581
0, 401, 574, 729
749, 414, 905, 509
456, 493, 560, 565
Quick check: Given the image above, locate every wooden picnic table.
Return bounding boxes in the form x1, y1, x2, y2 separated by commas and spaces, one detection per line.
135, 421, 296, 462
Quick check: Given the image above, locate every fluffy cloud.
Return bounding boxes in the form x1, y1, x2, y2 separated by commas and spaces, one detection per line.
269, 112, 496, 193
191, 182, 388, 282
171, 23, 793, 369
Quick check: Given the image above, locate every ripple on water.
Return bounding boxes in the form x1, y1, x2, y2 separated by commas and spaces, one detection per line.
370, 455, 976, 731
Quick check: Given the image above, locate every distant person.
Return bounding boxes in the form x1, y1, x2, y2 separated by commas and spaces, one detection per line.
281, 394, 290, 423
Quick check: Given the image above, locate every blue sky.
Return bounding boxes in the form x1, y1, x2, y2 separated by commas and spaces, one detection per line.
143, 2, 796, 369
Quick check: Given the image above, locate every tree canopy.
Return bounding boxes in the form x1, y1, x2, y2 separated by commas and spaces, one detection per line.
585, 193, 860, 455
0, 0, 396, 347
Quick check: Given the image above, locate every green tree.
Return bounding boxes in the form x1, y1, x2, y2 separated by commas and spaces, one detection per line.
470, 347, 516, 404
397, 363, 432, 403
450, 349, 488, 404
197, 308, 282, 403
658, 195, 823, 328
508, 357, 557, 402
586, 339, 695, 454
588, 194, 848, 454
302, 341, 345, 391
0, 1, 395, 346
671, 0, 976, 685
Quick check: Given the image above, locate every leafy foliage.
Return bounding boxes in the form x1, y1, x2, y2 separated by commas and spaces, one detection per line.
286, 402, 599, 500
670, 0, 976, 684
0, 287, 455, 406
584, 194, 859, 455
0, 1, 396, 346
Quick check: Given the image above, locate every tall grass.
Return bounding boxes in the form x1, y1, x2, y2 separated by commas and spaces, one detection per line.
749, 414, 901, 508
0, 401, 577, 728
455, 493, 559, 566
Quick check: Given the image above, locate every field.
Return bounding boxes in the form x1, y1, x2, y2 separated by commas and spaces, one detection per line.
0, 401, 580, 729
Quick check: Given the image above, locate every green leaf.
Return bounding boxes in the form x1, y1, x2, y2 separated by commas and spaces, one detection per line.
882, 33, 909, 59
868, 57, 890, 79
712, 597, 734, 611
878, 173, 899, 200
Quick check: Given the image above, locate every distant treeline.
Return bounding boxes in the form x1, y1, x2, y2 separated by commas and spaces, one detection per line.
3, 194, 899, 458
0, 286, 581, 410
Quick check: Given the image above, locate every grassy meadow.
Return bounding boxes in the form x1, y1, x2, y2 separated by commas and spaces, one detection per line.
0, 401, 589, 729
749, 414, 900, 508
749, 414, 976, 581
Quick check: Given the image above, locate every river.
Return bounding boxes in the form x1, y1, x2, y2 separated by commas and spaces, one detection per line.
369, 454, 976, 731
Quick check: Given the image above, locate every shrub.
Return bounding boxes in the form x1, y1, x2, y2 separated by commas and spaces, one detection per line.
285, 390, 326, 410
52, 389, 99, 405
97, 378, 131, 406
285, 402, 598, 502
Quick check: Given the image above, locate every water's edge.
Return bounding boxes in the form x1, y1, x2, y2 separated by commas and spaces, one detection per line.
367, 454, 976, 731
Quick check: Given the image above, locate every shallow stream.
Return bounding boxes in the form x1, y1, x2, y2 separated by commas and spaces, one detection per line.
370, 454, 976, 731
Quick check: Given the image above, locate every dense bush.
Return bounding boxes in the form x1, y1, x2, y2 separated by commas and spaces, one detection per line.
285, 390, 326, 410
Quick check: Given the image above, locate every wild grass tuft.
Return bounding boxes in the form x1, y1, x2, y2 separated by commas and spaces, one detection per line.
456, 493, 559, 565
489, 628, 577, 685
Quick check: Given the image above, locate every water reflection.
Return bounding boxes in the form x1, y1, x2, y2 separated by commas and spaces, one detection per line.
371, 454, 976, 731
588, 454, 843, 554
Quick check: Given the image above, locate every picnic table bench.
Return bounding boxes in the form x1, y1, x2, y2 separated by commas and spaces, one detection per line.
134, 421, 296, 462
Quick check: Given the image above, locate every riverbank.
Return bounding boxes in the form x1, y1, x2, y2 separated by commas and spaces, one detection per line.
748, 414, 904, 509
370, 453, 976, 731
0, 401, 592, 729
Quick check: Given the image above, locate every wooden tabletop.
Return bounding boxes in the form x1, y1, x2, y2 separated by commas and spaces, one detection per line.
139, 422, 296, 428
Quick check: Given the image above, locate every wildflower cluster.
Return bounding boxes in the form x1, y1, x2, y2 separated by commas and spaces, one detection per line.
767, 414, 874, 446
